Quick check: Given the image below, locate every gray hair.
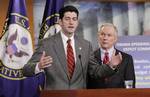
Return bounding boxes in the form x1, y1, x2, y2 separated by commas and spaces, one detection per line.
99, 23, 118, 33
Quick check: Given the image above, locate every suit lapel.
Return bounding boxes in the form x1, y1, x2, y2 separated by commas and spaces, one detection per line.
71, 36, 83, 80
53, 33, 69, 79
94, 49, 102, 64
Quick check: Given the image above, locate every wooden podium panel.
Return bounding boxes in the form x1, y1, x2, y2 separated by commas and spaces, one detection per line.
40, 88, 150, 97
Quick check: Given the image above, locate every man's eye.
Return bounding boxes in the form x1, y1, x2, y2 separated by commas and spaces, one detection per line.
101, 33, 105, 36
65, 18, 70, 20
108, 34, 112, 37
73, 18, 77, 21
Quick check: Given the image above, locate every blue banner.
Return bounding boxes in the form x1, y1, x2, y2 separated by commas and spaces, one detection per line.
116, 35, 150, 88
39, 0, 64, 39
0, 0, 44, 97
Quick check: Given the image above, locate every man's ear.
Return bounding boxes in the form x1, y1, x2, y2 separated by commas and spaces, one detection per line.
58, 19, 62, 25
115, 35, 118, 43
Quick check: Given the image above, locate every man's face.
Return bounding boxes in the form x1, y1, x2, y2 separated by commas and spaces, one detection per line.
59, 12, 78, 36
98, 26, 117, 50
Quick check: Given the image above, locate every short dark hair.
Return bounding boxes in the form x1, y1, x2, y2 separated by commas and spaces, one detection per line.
59, 5, 79, 19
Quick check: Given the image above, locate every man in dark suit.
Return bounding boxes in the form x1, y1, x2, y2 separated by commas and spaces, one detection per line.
87, 23, 136, 88
23, 6, 122, 90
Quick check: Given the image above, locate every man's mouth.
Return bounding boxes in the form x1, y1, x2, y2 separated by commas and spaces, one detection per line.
68, 26, 74, 28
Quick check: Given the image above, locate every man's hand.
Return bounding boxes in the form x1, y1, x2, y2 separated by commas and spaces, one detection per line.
109, 50, 122, 69
38, 51, 53, 69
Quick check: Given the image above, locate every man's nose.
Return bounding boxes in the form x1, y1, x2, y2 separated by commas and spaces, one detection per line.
69, 19, 74, 24
103, 35, 108, 39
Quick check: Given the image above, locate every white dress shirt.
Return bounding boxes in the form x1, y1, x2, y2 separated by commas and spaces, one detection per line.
61, 32, 76, 62
100, 46, 115, 63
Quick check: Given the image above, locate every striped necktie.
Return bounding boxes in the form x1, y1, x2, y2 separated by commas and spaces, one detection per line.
103, 52, 109, 64
103, 52, 110, 82
67, 39, 75, 79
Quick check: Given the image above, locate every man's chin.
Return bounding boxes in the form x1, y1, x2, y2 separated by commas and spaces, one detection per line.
101, 46, 109, 50
68, 29, 75, 33
68, 31, 74, 34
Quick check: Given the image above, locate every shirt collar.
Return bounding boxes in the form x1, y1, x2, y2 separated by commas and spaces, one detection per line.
60, 31, 74, 43
101, 46, 115, 55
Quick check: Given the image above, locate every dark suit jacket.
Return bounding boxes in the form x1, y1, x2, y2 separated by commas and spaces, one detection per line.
87, 48, 136, 88
23, 32, 116, 90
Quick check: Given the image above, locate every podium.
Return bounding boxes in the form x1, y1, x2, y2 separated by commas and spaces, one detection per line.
40, 88, 150, 97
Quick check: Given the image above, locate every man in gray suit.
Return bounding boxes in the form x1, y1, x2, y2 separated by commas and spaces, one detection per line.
23, 5, 122, 90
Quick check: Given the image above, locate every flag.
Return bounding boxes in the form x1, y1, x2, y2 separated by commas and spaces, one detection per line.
0, 0, 42, 97
39, 0, 64, 39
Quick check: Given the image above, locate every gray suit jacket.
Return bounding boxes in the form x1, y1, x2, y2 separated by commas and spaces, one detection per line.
23, 32, 115, 90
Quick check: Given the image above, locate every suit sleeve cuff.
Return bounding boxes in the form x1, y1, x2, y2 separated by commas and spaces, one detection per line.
35, 63, 44, 74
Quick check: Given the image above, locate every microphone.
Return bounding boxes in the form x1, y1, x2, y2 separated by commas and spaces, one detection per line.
78, 54, 81, 59
78, 54, 86, 88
